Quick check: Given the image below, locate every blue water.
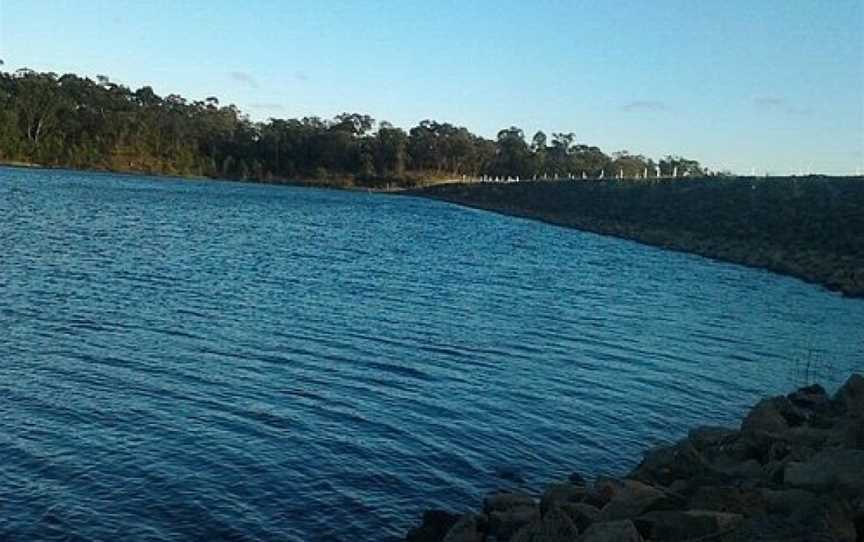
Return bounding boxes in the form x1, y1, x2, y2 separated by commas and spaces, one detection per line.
1, 167, 862, 541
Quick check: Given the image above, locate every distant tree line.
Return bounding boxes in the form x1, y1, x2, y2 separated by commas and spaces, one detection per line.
0, 68, 706, 186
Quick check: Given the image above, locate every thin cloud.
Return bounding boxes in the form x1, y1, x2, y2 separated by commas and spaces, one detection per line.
785, 107, 813, 116
620, 100, 666, 112
754, 96, 811, 115
753, 96, 785, 109
229, 71, 258, 88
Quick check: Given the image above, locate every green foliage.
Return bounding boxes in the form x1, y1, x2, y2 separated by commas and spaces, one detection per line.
0, 68, 705, 186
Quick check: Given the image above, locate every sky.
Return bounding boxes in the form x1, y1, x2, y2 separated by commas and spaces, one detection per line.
0, 0, 862, 175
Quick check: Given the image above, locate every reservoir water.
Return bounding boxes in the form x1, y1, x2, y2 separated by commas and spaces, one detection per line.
1, 167, 862, 541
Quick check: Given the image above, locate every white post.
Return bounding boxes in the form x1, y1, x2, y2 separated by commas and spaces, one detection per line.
672, 166, 678, 178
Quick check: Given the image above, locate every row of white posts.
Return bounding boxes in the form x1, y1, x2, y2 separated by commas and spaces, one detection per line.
462, 166, 686, 183
461, 169, 864, 182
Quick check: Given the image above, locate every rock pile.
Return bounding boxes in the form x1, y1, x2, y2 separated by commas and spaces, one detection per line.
406, 374, 864, 541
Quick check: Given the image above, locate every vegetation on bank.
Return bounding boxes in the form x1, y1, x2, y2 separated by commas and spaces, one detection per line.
414, 177, 864, 297
0, 68, 706, 187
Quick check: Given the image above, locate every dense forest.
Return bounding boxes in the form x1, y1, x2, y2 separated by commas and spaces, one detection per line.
0, 68, 706, 187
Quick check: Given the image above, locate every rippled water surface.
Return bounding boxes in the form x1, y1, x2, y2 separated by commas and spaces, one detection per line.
1, 167, 863, 540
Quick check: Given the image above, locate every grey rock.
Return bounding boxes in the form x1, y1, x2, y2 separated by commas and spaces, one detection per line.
630, 440, 712, 486
577, 519, 642, 542
688, 426, 739, 451
540, 482, 588, 515
784, 425, 832, 449
741, 397, 789, 436
511, 506, 579, 542
581, 477, 624, 509
784, 448, 864, 495
568, 472, 587, 486
596, 480, 670, 522
406, 510, 461, 542
788, 383, 829, 410
824, 500, 857, 542
483, 492, 536, 514
557, 502, 600, 532
635, 510, 743, 540
835, 373, 864, 418
825, 418, 864, 449
758, 488, 819, 514
488, 505, 539, 541
715, 458, 764, 481
442, 513, 483, 542
688, 486, 767, 516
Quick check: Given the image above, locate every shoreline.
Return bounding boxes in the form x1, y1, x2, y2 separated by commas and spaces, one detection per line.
0, 161, 443, 192
4, 163, 862, 298
405, 180, 864, 299
406, 375, 864, 541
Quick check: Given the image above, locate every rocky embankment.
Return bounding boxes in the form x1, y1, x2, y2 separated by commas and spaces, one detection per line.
406, 374, 864, 541
410, 178, 864, 298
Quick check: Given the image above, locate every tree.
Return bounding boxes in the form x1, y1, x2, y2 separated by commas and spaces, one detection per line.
492, 126, 532, 178
0, 66, 706, 187
374, 122, 408, 177
660, 155, 704, 177
13, 71, 65, 149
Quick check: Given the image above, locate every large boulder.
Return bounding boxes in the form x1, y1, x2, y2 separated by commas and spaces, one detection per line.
557, 502, 600, 532
442, 513, 484, 542
687, 426, 739, 452
634, 510, 743, 540
582, 477, 625, 509
788, 383, 829, 411
484, 492, 537, 514
825, 418, 864, 449
488, 505, 540, 541
629, 440, 712, 486
510, 506, 579, 542
852, 499, 864, 541
481, 492, 538, 541
568, 472, 587, 486
577, 520, 642, 542
823, 500, 858, 542
688, 486, 767, 516
406, 510, 461, 542
758, 488, 819, 515
540, 482, 588, 515
784, 449, 864, 495
596, 480, 672, 522
741, 397, 790, 436
835, 374, 864, 418
713, 458, 765, 482
783, 425, 832, 449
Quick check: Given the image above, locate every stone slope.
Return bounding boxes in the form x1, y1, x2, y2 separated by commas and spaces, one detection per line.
406, 374, 864, 541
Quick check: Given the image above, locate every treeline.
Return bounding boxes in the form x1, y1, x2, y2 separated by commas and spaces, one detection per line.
0, 68, 706, 186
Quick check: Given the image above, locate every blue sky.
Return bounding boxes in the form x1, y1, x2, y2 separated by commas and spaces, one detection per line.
1, 0, 862, 174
